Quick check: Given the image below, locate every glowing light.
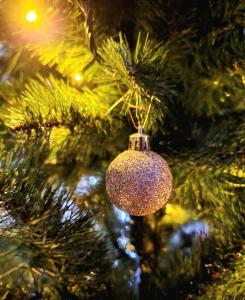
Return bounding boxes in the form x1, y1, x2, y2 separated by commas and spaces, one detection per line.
25, 10, 38, 23
212, 80, 219, 86
241, 75, 245, 85
162, 204, 189, 225
74, 73, 83, 81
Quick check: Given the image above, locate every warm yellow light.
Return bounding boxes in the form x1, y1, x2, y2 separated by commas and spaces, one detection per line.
74, 73, 83, 81
212, 80, 219, 86
25, 10, 38, 23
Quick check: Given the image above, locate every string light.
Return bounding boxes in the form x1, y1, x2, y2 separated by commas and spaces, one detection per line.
25, 10, 38, 23
74, 73, 83, 81
4, 1, 63, 44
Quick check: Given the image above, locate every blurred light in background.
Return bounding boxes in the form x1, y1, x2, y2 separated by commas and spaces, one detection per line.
113, 206, 141, 295
0, 43, 6, 58
168, 220, 209, 254
25, 10, 38, 23
0, 206, 15, 228
75, 174, 101, 196
3, 0, 65, 44
74, 73, 83, 82
113, 206, 131, 224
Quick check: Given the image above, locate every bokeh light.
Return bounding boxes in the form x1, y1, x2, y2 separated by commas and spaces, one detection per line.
25, 10, 38, 23
2, 0, 65, 44
74, 73, 83, 81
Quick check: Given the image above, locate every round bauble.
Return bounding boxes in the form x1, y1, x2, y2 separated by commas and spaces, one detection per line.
106, 149, 172, 216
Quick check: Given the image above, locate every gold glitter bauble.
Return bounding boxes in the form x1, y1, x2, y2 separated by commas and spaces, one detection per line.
106, 150, 173, 216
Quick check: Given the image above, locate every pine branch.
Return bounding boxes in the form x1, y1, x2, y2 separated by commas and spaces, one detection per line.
22, 0, 102, 80
27, 39, 99, 81
1, 75, 115, 133
73, 0, 98, 60
0, 140, 113, 299
170, 127, 244, 249
131, 1, 244, 118
196, 247, 245, 300
178, 44, 245, 117
98, 32, 176, 131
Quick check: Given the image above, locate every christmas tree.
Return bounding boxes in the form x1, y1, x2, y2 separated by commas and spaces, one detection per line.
0, 0, 244, 299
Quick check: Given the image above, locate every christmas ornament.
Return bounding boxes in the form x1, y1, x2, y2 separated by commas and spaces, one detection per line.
106, 128, 172, 216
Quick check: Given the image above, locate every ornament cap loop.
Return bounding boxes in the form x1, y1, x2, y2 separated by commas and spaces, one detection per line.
128, 132, 150, 151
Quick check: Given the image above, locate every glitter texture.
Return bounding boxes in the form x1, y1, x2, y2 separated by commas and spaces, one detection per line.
106, 150, 173, 216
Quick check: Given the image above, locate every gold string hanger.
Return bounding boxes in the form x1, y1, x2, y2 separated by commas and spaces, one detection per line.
128, 95, 153, 132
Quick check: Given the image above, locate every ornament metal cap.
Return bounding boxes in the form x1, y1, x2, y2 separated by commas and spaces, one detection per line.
128, 125, 150, 151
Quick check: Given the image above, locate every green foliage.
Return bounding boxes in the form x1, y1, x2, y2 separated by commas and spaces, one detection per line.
0, 0, 244, 299
178, 45, 245, 117
131, 0, 245, 117
0, 140, 113, 299
1, 75, 116, 132
28, 41, 97, 80
171, 117, 244, 249
98, 33, 176, 131
25, 1, 100, 81
196, 248, 245, 300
